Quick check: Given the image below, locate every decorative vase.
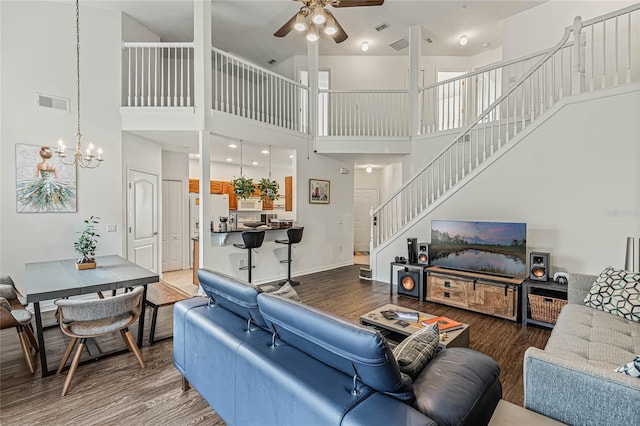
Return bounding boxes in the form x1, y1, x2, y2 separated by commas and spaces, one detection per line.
75, 262, 96, 270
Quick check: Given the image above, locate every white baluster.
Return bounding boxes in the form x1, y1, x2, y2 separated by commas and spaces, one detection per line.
154, 47, 158, 106
147, 47, 151, 106
134, 47, 139, 106
127, 48, 132, 107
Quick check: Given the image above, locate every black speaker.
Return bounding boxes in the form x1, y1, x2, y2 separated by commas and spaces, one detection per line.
407, 238, 418, 264
530, 252, 550, 281
397, 266, 424, 301
417, 243, 429, 265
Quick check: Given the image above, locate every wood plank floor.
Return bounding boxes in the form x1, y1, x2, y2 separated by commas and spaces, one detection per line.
0, 265, 550, 425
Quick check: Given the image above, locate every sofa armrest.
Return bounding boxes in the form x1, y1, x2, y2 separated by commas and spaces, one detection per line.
567, 273, 596, 304
341, 393, 436, 426
524, 347, 640, 426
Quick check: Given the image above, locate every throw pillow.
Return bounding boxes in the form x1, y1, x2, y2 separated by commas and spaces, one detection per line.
615, 356, 640, 378
267, 282, 301, 302
584, 267, 640, 322
392, 322, 440, 379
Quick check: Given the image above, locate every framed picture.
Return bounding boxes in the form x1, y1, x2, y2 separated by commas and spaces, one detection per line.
309, 179, 330, 204
15, 143, 77, 213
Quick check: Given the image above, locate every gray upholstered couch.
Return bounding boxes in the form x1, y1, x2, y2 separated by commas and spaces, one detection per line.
523, 273, 640, 425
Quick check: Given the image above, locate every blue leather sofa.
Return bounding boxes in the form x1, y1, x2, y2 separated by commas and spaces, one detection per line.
174, 269, 502, 426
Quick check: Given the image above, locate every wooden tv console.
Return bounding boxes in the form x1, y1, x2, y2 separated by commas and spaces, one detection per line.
426, 266, 523, 322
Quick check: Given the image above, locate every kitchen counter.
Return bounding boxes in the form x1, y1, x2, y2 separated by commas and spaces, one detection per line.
211, 226, 292, 234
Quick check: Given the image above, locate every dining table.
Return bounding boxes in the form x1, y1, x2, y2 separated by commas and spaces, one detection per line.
25, 254, 159, 377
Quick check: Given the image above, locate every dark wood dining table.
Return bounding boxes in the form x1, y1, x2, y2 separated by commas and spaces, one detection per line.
25, 254, 159, 377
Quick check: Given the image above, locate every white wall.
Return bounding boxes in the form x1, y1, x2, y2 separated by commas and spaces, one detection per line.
354, 168, 381, 189
471, 46, 503, 70
502, 1, 636, 60
122, 13, 160, 42
375, 86, 640, 280
380, 163, 403, 202
0, 1, 123, 292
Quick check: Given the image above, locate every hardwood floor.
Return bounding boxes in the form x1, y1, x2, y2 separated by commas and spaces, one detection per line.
0, 265, 550, 425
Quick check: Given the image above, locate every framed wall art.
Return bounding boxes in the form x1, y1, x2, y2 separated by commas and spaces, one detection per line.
15, 143, 77, 213
309, 178, 330, 204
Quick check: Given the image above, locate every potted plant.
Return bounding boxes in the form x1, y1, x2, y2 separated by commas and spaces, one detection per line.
231, 176, 255, 200
74, 216, 100, 270
257, 178, 279, 201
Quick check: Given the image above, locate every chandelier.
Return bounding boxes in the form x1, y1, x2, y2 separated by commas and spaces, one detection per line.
55, 0, 103, 168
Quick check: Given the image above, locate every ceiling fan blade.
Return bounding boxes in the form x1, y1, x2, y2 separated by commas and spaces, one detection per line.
274, 12, 298, 38
332, 0, 384, 7
327, 11, 348, 43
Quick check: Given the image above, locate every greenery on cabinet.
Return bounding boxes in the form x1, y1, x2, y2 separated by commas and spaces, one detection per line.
231, 176, 256, 200
75, 216, 100, 264
257, 178, 280, 201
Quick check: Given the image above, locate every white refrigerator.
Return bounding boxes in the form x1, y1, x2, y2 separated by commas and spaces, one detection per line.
211, 194, 230, 231
188, 193, 230, 267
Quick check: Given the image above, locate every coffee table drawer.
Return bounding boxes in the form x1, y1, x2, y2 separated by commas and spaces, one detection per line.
427, 275, 468, 307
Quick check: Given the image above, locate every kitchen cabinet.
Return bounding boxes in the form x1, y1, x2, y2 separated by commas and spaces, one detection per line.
189, 179, 199, 193
285, 176, 292, 211
189, 179, 225, 194
262, 198, 273, 210
210, 181, 224, 194
223, 182, 237, 210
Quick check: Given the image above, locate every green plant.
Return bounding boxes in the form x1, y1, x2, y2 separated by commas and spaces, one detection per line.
74, 216, 100, 264
257, 178, 279, 201
231, 176, 255, 200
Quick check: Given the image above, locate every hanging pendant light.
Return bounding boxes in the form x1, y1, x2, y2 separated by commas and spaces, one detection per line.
55, 0, 103, 169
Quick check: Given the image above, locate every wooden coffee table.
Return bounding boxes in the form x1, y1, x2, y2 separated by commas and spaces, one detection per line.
359, 303, 470, 348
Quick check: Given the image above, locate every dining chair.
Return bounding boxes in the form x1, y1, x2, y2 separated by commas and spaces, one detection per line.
55, 286, 146, 396
0, 275, 38, 373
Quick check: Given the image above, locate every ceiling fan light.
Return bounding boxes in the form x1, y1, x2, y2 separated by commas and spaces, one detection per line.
324, 15, 337, 35
306, 25, 319, 42
312, 8, 326, 25
294, 12, 307, 32
459, 35, 469, 46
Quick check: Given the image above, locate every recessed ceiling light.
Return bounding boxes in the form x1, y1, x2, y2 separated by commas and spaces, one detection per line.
459, 35, 468, 46
289, 154, 294, 159
252, 160, 258, 165
361, 41, 369, 52
365, 166, 373, 173
228, 144, 237, 148
261, 149, 269, 154
195, 154, 200, 158
226, 158, 233, 162
482, 42, 490, 48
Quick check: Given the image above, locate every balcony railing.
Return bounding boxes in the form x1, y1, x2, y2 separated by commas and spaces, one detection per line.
212, 47, 309, 134
122, 42, 194, 107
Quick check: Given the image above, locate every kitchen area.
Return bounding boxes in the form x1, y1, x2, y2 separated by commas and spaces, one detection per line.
187, 141, 299, 284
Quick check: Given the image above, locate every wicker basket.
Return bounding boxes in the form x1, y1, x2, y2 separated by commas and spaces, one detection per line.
528, 290, 567, 324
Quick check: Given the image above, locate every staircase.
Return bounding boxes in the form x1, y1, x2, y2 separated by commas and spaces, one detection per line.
371, 4, 640, 257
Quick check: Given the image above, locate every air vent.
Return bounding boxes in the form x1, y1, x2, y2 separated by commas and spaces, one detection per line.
267, 59, 277, 65
375, 22, 389, 32
425, 38, 434, 44
36, 93, 69, 112
389, 38, 409, 51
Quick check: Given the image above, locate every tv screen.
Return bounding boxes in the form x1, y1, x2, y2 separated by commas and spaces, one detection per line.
429, 220, 527, 278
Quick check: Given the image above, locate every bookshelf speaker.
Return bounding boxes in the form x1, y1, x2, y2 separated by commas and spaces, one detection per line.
417, 243, 429, 265
530, 252, 550, 281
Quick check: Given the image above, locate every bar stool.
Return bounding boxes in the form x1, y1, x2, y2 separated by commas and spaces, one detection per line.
233, 230, 265, 283
275, 227, 304, 286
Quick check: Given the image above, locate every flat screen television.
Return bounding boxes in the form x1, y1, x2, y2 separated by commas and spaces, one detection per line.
429, 220, 527, 278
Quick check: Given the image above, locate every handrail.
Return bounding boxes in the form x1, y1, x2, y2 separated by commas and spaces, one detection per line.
211, 46, 307, 90
582, 2, 640, 26
320, 89, 408, 94
373, 26, 573, 217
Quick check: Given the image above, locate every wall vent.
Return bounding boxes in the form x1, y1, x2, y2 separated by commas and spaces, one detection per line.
36, 93, 70, 112
425, 38, 434, 44
389, 38, 409, 51
375, 22, 389, 32
267, 59, 277, 65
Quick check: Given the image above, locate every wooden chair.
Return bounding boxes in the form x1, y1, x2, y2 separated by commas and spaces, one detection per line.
0, 276, 38, 373
55, 286, 146, 396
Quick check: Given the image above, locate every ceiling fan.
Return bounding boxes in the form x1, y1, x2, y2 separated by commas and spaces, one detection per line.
274, 0, 384, 44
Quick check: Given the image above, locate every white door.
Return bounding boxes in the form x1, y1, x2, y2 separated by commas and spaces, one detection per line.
354, 189, 379, 253
162, 180, 183, 272
127, 169, 159, 273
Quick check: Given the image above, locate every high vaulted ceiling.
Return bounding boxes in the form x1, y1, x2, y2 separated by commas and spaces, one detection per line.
99, 0, 545, 68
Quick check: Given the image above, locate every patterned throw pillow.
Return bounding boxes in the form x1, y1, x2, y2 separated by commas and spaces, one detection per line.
584, 267, 640, 322
615, 356, 640, 378
392, 322, 440, 379
267, 282, 301, 302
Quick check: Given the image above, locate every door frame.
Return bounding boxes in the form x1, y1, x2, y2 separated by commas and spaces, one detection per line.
126, 167, 160, 273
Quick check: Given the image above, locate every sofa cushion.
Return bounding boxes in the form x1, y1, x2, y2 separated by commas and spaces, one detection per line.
616, 355, 640, 377
584, 266, 640, 322
269, 282, 301, 302
393, 322, 440, 379
413, 347, 501, 426
197, 268, 268, 329
545, 304, 640, 369
257, 293, 412, 400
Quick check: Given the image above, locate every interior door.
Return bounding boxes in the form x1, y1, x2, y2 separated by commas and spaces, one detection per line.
162, 180, 183, 272
127, 169, 158, 273
354, 189, 379, 253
